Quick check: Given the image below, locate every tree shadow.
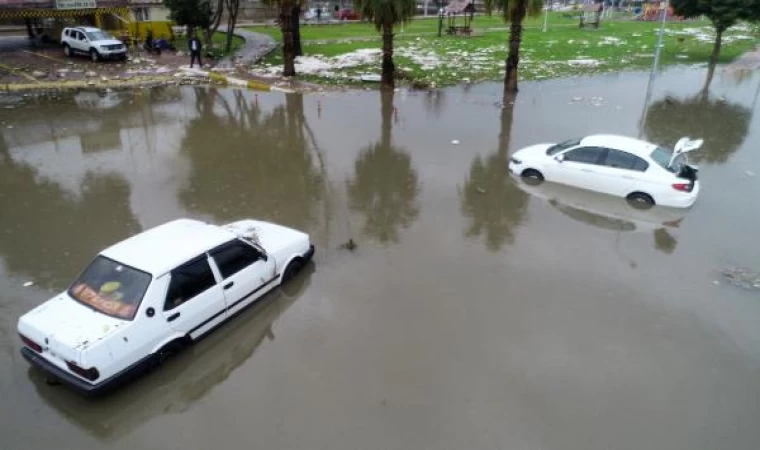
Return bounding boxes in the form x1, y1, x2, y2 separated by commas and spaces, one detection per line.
643, 93, 752, 164
346, 91, 421, 244
460, 92, 529, 251
179, 89, 324, 232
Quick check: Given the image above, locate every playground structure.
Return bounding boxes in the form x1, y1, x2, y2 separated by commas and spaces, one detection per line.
443, 0, 475, 35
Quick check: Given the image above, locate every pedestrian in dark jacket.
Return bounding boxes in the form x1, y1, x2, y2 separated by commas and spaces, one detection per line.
188, 34, 203, 68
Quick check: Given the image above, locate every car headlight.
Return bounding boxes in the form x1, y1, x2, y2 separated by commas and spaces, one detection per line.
510, 157, 522, 165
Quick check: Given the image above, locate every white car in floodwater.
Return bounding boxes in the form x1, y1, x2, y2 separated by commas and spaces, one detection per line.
508, 134, 702, 208
17, 218, 314, 396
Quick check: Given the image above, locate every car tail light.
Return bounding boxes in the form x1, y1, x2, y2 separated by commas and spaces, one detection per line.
19, 334, 42, 353
672, 183, 692, 192
66, 361, 100, 381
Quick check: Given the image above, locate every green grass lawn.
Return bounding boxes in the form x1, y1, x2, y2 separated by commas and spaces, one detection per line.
251, 15, 759, 86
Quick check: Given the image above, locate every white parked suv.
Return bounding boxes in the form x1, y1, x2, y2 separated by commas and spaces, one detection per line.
61, 26, 127, 61
18, 218, 314, 396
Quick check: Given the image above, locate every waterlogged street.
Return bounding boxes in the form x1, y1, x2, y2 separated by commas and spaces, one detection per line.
1, 66, 759, 450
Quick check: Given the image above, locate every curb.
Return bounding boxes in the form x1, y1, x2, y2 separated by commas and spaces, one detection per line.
181, 67, 293, 93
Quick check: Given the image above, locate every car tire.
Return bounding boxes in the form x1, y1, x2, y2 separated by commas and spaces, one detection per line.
520, 168, 544, 185
63, 44, 72, 57
281, 258, 304, 284
626, 192, 655, 209
155, 338, 187, 366
89, 49, 100, 62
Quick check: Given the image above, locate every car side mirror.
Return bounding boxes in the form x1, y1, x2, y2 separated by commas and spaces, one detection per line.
555, 154, 565, 163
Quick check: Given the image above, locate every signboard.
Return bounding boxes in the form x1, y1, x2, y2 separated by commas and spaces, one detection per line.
56, 0, 96, 9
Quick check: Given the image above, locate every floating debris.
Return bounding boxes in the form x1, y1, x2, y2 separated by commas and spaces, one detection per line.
340, 238, 357, 251
720, 267, 760, 290
23, 281, 34, 287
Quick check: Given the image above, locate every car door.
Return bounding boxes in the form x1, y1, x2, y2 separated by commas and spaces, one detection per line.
75, 30, 88, 52
209, 239, 277, 317
595, 148, 646, 196
162, 255, 227, 339
554, 146, 608, 192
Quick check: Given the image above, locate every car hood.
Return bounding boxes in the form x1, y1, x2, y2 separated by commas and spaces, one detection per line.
512, 143, 554, 159
94, 39, 123, 46
18, 293, 127, 364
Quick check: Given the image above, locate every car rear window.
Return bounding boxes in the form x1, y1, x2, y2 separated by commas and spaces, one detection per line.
650, 147, 684, 173
68, 256, 151, 320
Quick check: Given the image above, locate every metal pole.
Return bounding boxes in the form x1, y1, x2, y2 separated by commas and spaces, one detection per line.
542, 0, 549, 32
638, 0, 668, 137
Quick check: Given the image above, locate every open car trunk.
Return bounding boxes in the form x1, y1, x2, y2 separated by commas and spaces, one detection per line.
670, 137, 702, 185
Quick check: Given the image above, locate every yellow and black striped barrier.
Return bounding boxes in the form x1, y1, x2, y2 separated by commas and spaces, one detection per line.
0, 6, 129, 20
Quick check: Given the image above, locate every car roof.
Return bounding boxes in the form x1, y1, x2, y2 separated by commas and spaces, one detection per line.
100, 219, 236, 276
579, 134, 659, 158
69, 26, 100, 32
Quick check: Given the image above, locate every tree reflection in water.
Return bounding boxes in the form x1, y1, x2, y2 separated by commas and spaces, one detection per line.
460, 93, 529, 251
0, 152, 140, 290
644, 94, 751, 164
179, 89, 324, 231
346, 91, 420, 244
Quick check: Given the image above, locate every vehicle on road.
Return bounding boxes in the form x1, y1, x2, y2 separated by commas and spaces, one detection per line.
336, 8, 360, 20
508, 134, 702, 208
61, 26, 127, 62
17, 218, 314, 396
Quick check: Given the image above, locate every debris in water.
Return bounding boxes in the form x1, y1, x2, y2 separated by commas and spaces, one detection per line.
23, 281, 34, 287
340, 239, 357, 251
744, 170, 755, 177
451, 140, 460, 145
720, 267, 760, 289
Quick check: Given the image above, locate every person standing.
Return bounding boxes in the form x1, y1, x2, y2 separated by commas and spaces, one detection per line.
188, 33, 203, 68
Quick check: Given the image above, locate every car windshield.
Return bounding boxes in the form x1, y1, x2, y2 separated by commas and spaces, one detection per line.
68, 256, 151, 320
546, 138, 582, 156
650, 147, 686, 173
86, 31, 112, 41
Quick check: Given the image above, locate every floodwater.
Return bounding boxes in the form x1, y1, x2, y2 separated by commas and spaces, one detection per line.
1, 66, 760, 450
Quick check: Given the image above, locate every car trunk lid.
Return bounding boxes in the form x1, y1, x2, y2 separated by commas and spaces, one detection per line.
670, 137, 701, 184
18, 293, 126, 367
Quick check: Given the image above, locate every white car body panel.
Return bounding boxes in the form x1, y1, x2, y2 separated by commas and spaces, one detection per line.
508, 134, 700, 208
17, 218, 313, 395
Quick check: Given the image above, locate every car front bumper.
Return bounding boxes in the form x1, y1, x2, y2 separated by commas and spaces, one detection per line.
99, 49, 127, 59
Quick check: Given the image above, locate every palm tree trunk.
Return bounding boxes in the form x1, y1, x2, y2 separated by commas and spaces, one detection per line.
504, 1, 527, 93
381, 22, 395, 89
498, 89, 517, 157
702, 28, 722, 94
280, 1, 296, 77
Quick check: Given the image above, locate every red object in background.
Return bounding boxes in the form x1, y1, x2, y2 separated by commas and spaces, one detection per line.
337, 8, 359, 20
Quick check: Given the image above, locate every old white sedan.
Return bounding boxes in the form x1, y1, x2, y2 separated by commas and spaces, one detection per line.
508, 134, 702, 208
18, 218, 314, 396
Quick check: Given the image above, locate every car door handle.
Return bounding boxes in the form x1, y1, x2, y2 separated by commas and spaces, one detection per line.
167, 312, 180, 322
224, 281, 234, 290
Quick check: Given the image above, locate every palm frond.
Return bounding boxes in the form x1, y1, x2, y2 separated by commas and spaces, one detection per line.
354, 0, 416, 31
483, 0, 544, 21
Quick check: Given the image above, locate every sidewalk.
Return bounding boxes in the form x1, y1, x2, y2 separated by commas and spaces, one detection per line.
216, 27, 277, 68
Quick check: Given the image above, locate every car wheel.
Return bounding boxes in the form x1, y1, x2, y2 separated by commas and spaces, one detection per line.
521, 168, 544, 185
155, 339, 187, 366
89, 49, 100, 62
626, 192, 655, 209
63, 44, 71, 57
281, 258, 304, 284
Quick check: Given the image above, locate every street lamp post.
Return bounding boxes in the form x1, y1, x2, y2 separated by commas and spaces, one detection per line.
542, 0, 549, 32
638, 0, 668, 137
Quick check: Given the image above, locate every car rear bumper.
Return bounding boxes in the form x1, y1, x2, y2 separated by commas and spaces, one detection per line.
661, 182, 700, 208
21, 347, 153, 397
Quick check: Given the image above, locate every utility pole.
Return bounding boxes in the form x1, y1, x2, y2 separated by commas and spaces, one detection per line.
638, 0, 668, 137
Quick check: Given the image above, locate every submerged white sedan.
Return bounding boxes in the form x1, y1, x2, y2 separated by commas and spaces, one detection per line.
18, 218, 314, 396
508, 134, 702, 208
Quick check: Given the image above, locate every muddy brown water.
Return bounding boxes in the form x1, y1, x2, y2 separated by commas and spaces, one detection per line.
1, 66, 759, 450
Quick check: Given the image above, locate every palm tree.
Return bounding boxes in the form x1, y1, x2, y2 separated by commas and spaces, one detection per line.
262, 0, 305, 76
483, 0, 543, 94
354, 0, 417, 89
